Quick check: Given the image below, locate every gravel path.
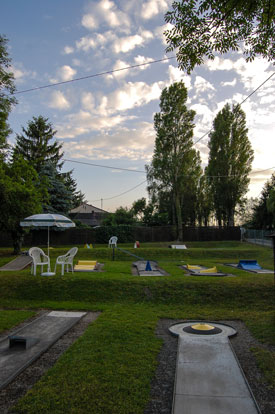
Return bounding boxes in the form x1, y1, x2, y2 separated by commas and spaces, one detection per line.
0, 315, 274, 413
144, 319, 275, 414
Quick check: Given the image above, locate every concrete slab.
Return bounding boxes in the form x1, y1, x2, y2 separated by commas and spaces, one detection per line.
132, 260, 169, 276
225, 263, 273, 273
0, 311, 86, 390
169, 322, 261, 414
0, 255, 32, 271
173, 395, 259, 414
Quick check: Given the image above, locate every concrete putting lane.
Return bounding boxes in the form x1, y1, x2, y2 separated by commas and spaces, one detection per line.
169, 322, 261, 414
0, 311, 86, 390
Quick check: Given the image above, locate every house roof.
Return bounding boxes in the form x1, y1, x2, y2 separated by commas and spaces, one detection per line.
70, 203, 108, 214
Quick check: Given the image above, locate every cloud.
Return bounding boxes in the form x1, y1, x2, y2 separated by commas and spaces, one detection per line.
63, 46, 74, 55
61, 122, 155, 161
49, 91, 71, 110
54, 65, 77, 82
154, 23, 174, 44
112, 31, 153, 53
194, 76, 215, 95
11, 64, 36, 84
141, 0, 169, 19
168, 65, 192, 88
82, 0, 130, 31
221, 78, 237, 87
106, 81, 163, 112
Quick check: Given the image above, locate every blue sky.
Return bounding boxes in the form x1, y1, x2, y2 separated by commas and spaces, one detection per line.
2, 0, 275, 211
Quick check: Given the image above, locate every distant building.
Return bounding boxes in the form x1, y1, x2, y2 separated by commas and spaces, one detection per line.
69, 203, 108, 227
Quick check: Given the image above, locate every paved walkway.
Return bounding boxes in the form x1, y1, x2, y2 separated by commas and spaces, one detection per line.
169, 322, 261, 414
0, 311, 86, 389
0, 255, 32, 271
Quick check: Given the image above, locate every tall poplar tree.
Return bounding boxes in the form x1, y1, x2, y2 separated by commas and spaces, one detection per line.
207, 103, 254, 226
146, 81, 201, 240
0, 35, 16, 159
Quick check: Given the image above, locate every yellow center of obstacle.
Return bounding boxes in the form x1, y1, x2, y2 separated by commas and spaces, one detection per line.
191, 323, 215, 331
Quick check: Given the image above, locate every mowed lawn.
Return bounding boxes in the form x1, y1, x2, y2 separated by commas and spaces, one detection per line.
0, 241, 274, 413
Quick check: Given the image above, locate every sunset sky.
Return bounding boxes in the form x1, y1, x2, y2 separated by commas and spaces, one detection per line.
2, 0, 275, 211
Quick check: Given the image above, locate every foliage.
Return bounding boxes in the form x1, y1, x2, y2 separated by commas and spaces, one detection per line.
12, 116, 64, 172
251, 173, 275, 229
40, 162, 73, 214
62, 172, 85, 209
147, 82, 202, 240
206, 104, 253, 226
0, 35, 16, 159
165, 0, 275, 73
0, 158, 43, 253
12, 116, 85, 213
94, 225, 135, 243
102, 206, 136, 226
196, 174, 213, 226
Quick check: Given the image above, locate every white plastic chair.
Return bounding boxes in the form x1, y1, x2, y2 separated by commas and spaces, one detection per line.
54, 247, 78, 276
28, 247, 50, 276
108, 236, 118, 248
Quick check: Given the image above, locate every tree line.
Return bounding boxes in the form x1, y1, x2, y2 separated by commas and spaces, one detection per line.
0, 35, 84, 252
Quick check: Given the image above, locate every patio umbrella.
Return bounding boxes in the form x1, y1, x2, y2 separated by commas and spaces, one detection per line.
20, 213, 75, 275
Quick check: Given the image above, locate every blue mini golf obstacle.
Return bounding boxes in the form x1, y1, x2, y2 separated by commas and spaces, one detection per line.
145, 261, 152, 271
237, 260, 262, 271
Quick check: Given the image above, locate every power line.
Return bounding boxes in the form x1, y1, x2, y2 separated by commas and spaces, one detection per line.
64, 158, 146, 173
12, 56, 176, 95
194, 71, 275, 145
89, 180, 147, 202
65, 157, 275, 176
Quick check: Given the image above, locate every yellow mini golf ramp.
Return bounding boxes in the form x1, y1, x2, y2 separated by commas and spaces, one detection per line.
74, 260, 97, 272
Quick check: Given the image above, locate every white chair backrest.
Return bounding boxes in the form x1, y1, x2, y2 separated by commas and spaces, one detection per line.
109, 236, 118, 245
66, 247, 78, 258
29, 247, 46, 262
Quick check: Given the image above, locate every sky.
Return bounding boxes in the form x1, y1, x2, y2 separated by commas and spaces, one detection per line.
1, 0, 275, 212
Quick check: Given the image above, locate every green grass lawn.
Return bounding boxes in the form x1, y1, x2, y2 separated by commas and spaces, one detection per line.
0, 241, 274, 413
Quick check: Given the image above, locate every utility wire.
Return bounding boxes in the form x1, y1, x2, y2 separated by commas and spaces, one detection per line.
194, 71, 275, 145
89, 180, 147, 202
64, 157, 275, 176
64, 158, 146, 173
11, 56, 176, 95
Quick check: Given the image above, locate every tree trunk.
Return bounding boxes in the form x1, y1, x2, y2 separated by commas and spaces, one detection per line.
175, 193, 183, 241
11, 229, 24, 255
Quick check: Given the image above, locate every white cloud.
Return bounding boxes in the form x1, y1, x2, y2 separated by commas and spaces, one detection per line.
141, 0, 169, 19
56, 110, 129, 138
221, 78, 237, 87
82, 14, 98, 30
82, 0, 130, 31
168, 65, 192, 88
107, 59, 130, 80
81, 92, 95, 111
49, 91, 71, 110
76, 32, 114, 52
154, 23, 173, 44
56, 65, 77, 81
106, 81, 163, 112
113, 31, 153, 53
63, 46, 74, 55
61, 122, 155, 161
194, 76, 215, 93
11, 64, 36, 84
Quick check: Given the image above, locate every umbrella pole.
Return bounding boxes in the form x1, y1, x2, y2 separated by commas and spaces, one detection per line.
47, 226, 50, 272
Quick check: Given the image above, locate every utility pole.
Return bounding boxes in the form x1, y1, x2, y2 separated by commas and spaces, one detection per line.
101, 198, 103, 210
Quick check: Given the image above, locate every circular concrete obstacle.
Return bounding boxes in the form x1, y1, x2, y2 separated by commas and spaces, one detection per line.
169, 321, 237, 338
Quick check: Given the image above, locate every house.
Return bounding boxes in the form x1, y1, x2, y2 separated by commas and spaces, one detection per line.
69, 203, 108, 227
